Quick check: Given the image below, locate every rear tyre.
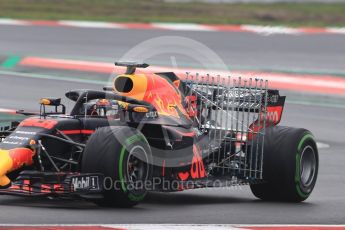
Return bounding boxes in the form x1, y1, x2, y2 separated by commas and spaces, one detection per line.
82, 126, 152, 207
250, 126, 318, 202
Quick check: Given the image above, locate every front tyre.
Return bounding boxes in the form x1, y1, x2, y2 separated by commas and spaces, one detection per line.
82, 126, 152, 207
250, 126, 318, 202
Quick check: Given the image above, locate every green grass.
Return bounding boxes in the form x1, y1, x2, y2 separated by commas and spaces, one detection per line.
0, 0, 345, 27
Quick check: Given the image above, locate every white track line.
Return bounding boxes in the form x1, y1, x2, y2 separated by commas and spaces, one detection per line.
108, 224, 242, 230
59, 20, 125, 29
0, 224, 345, 229
0, 18, 30, 26
151, 23, 215, 31
241, 25, 300, 35
327, 27, 345, 34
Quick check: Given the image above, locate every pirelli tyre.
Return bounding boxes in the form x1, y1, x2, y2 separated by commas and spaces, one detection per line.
250, 126, 318, 202
82, 126, 152, 207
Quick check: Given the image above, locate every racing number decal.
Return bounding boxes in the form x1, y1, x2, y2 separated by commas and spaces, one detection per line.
190, 145, 206, 179
178, 145, 206, 181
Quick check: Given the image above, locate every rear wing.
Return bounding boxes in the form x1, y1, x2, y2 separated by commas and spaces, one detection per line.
182, 76, 285, 128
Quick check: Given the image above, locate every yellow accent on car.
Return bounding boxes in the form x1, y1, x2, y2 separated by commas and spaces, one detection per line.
29, 139, 36, 146
40, 98, 51, 105
133, 106, 149, 113
113, 74, 148, 101
118, 101, 129, 110
173, 80, 181, 88
0, 176, 10, 187
0, 149, 13, 186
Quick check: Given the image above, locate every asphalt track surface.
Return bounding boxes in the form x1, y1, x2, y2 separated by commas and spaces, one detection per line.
1, 25, 345, 74
0, 25, 345, 224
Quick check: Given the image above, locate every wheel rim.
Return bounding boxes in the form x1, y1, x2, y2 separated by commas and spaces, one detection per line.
300, 145, 316, 188
126, 145, 149, 186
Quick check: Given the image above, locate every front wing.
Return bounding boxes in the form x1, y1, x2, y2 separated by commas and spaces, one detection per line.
0, 170, 104, 198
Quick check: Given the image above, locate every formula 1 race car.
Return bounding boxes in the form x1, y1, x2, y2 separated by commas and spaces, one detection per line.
0, 62, 318, 207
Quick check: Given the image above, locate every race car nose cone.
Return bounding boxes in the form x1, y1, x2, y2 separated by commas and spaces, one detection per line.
0, 149, 13, 186
0, 148, 34, 186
